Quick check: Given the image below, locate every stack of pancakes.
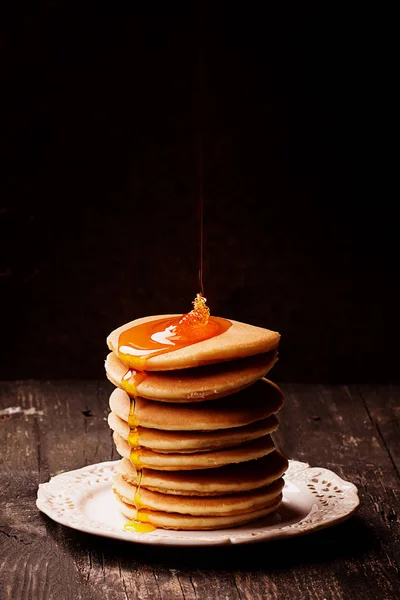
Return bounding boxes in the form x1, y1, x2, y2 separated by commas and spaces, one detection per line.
105, 314, 288, 531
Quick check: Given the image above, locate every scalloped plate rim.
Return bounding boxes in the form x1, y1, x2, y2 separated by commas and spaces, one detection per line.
36, 459, 360, 546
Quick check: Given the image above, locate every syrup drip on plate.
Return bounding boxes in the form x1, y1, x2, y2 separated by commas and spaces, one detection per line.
124, 507, 156, 533
124, 518, 155, 534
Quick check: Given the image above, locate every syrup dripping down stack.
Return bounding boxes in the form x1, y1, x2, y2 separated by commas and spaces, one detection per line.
105, 295, 288, 531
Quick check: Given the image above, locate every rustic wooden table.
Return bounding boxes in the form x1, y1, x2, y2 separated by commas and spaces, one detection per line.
0, 381, 399, 600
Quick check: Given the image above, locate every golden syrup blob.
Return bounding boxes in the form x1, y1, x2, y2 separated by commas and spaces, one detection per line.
118, 293, 231, 369
124, 520, 156, 533
121, 369, 148, 396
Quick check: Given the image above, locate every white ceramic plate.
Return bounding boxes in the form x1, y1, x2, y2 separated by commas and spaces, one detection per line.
36, 460, 359, 546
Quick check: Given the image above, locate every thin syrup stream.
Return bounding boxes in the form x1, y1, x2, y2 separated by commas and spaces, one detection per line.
198, 138, 204, 297
197, 3, 205, 298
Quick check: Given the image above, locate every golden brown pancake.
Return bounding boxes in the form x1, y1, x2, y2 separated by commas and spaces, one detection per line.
107, 314, 280, 371
105, 350, 278, 403
117, 452, 289, 496
108, 411, 279, 453
113, 473, 284, 516
114, 491, 282, 530
113, 432, 275, 470
109, 379, 283, 430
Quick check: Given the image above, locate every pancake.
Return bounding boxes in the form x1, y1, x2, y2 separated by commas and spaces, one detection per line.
113, 473, 284, 516
107, 314, 280, 371
117, 452, 289, 495
108, 411, 279, 453
113, 432, 275, 470
109, 379, 283, 431
114, 491, 282, 530
105, 350, 278, 402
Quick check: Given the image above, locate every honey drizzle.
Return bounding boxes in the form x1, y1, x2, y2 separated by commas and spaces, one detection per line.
133, 471, 154, 526
128, 429, 139, 447
134, 469, 144, 509
128, 398, 142, 468
123, 448, 156, 533
124, 420, 156, 532
128, 398, 137, 427
130, 448, 142, 469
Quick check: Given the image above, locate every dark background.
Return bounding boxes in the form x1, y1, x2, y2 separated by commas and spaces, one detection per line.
1, 3, 397, 383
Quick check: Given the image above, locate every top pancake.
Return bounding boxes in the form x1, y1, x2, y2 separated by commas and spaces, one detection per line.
107, 314, 280, 371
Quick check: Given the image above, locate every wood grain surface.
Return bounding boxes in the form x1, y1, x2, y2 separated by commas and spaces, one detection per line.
0, 381, 399, 600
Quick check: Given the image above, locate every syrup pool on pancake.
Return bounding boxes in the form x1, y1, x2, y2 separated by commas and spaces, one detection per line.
117, 293, 232, 371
